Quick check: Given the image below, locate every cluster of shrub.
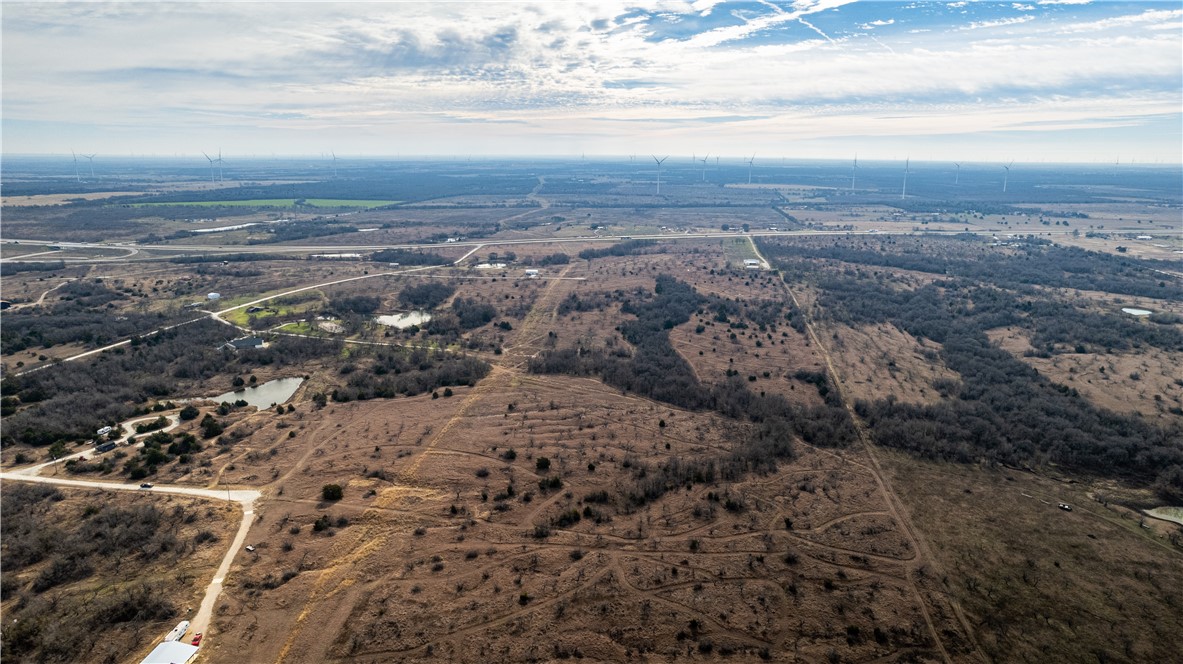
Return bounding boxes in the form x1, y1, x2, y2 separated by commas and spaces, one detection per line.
330, 295, 382, 315
1, 484, 212, 593
330, 348, 490, 402
556, 288, 647, 316
398, 282, 455, 309
121, 430, 207, 479
0, 484, 215, 661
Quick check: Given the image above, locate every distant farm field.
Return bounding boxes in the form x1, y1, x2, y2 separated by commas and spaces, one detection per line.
132, 198, 399, 208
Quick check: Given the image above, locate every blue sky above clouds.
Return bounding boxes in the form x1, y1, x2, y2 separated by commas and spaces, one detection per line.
2, 1, 1180, 162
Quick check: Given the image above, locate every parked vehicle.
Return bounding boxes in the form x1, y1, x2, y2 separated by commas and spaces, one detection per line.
191, 633, 203, 646
164, 621, 189, 642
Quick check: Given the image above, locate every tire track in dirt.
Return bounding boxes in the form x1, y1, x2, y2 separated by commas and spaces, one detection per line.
274, 265, 580, 662
352, 567, 612, 659
609, 554, 773, 648
763, 247, 985, 664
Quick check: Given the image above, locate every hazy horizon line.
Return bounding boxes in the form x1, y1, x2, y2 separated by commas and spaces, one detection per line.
4, 154, 1181, 167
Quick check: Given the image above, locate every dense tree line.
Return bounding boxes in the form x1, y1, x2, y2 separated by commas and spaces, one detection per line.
758, 236, 1183, 300
110, 172, 538, 205
803, 264, 1181, 356
798, 266, 1183, 499
369, 248, 451, 265
0, 261, 66, 275
1024, 299, 1183, 354
533, 252, 571, 266
246, 220, 358, 244
168, 253, 296, 264
577, 239, 658, 260
398, 282, 455, 309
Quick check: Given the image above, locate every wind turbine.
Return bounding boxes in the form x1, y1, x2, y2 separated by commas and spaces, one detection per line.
202, 151, 216, 182
746, 154, 756, 185
71, 150, 80, 182
331, 150, 338, 178
699, 153, 709, 182
82, 154, 96, 179
652, 155, 668, 195
901, 157, 910, 200
216, 149, 224, 181
953, 162, 961, 185
1002, 160, 1013, 193
850, 155, 858, 191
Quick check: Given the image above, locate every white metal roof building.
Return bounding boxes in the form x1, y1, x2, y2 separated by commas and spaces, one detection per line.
140, 641, 199, 664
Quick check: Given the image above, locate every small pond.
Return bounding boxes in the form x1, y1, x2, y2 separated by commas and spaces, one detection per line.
1145, 506, 1183, 526
375, 311, 432, 329
212, 376, 305, 409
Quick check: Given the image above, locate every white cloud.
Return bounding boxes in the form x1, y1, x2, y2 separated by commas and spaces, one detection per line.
1, 1, 1179, 162
961, 15, 1036, 30
691, 0, 727, 16
1057, 8, 1183, 34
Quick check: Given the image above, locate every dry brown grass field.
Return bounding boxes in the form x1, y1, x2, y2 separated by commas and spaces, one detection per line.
879, 451, 1183, 663
988, 326, 1183, 421
203, 374, 976, 663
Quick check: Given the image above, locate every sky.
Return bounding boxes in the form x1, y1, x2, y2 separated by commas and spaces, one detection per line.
2, 1, 1181, 163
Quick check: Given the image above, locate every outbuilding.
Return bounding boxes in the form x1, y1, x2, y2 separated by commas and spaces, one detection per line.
221, 337, 266, 351
139, 641, 199, 664
207, 292, 222, 301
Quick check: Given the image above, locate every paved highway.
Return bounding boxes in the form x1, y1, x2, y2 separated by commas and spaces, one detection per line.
0, 227, 1071, 263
